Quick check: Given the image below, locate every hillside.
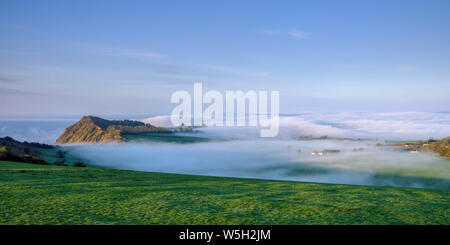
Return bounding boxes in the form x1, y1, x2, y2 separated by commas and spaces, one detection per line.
0, 136, 53, 156
0, 137, 53, 165
399, 137, 450, 158
54, 116, 168, 144
429, 137, 450, 158
0, 160, 448, 225
0, 136, 87, 167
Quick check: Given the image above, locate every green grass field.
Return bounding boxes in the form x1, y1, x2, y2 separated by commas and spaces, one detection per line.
0, 160, 448, 225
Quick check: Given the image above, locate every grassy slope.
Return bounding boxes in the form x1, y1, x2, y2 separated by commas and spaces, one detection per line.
0, 161, 448, 225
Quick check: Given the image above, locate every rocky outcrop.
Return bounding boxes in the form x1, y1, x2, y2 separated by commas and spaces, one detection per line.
54, 116, 164, 144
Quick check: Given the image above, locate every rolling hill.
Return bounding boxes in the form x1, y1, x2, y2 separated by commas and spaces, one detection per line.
54, 116, 169, 144
0, 160, 448, 224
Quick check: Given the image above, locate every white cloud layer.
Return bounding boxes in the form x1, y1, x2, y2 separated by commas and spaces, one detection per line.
260, 29, 310, 39
2, 112, 449, 189
141, 111, 450, 140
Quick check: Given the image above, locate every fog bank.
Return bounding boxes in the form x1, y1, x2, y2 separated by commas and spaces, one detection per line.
67, 139, 450, 189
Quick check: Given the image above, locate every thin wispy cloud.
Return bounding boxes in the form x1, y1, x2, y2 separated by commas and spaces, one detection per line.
111, 51, 168, 59
0, 49, 36, 56
392, 65, 416, 73
0, 88, 44, 96
75, 43, 169, 59
287, 30, 310, 39
260, 29, 310, 39
197, 63, 271, 77
8, 24, 43, 34
0, 75, 19, 83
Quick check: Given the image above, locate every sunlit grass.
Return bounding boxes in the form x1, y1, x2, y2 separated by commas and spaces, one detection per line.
0, 161, 448, 224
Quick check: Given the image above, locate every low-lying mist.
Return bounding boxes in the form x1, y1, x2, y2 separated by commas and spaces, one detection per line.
2, 111, 450, 189
66, 137, 450, 189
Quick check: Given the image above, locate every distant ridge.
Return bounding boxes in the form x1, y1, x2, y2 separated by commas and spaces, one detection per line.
54, 116, 166, 144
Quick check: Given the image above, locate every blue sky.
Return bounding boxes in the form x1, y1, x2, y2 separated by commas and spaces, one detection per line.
0, 0, 449, 118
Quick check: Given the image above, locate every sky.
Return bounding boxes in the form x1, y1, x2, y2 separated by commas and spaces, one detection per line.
0, 0, 449, 118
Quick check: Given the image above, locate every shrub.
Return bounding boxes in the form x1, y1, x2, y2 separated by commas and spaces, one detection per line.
57, 150, 65, 158
0, 151, 22, 162
0, 146, 10, 153
54, 162, 68, 166
73, 162, 87, 167
23, 155, 50, 165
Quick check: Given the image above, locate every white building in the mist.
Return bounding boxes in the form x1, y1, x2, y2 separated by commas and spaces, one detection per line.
311, 149, 340, 156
